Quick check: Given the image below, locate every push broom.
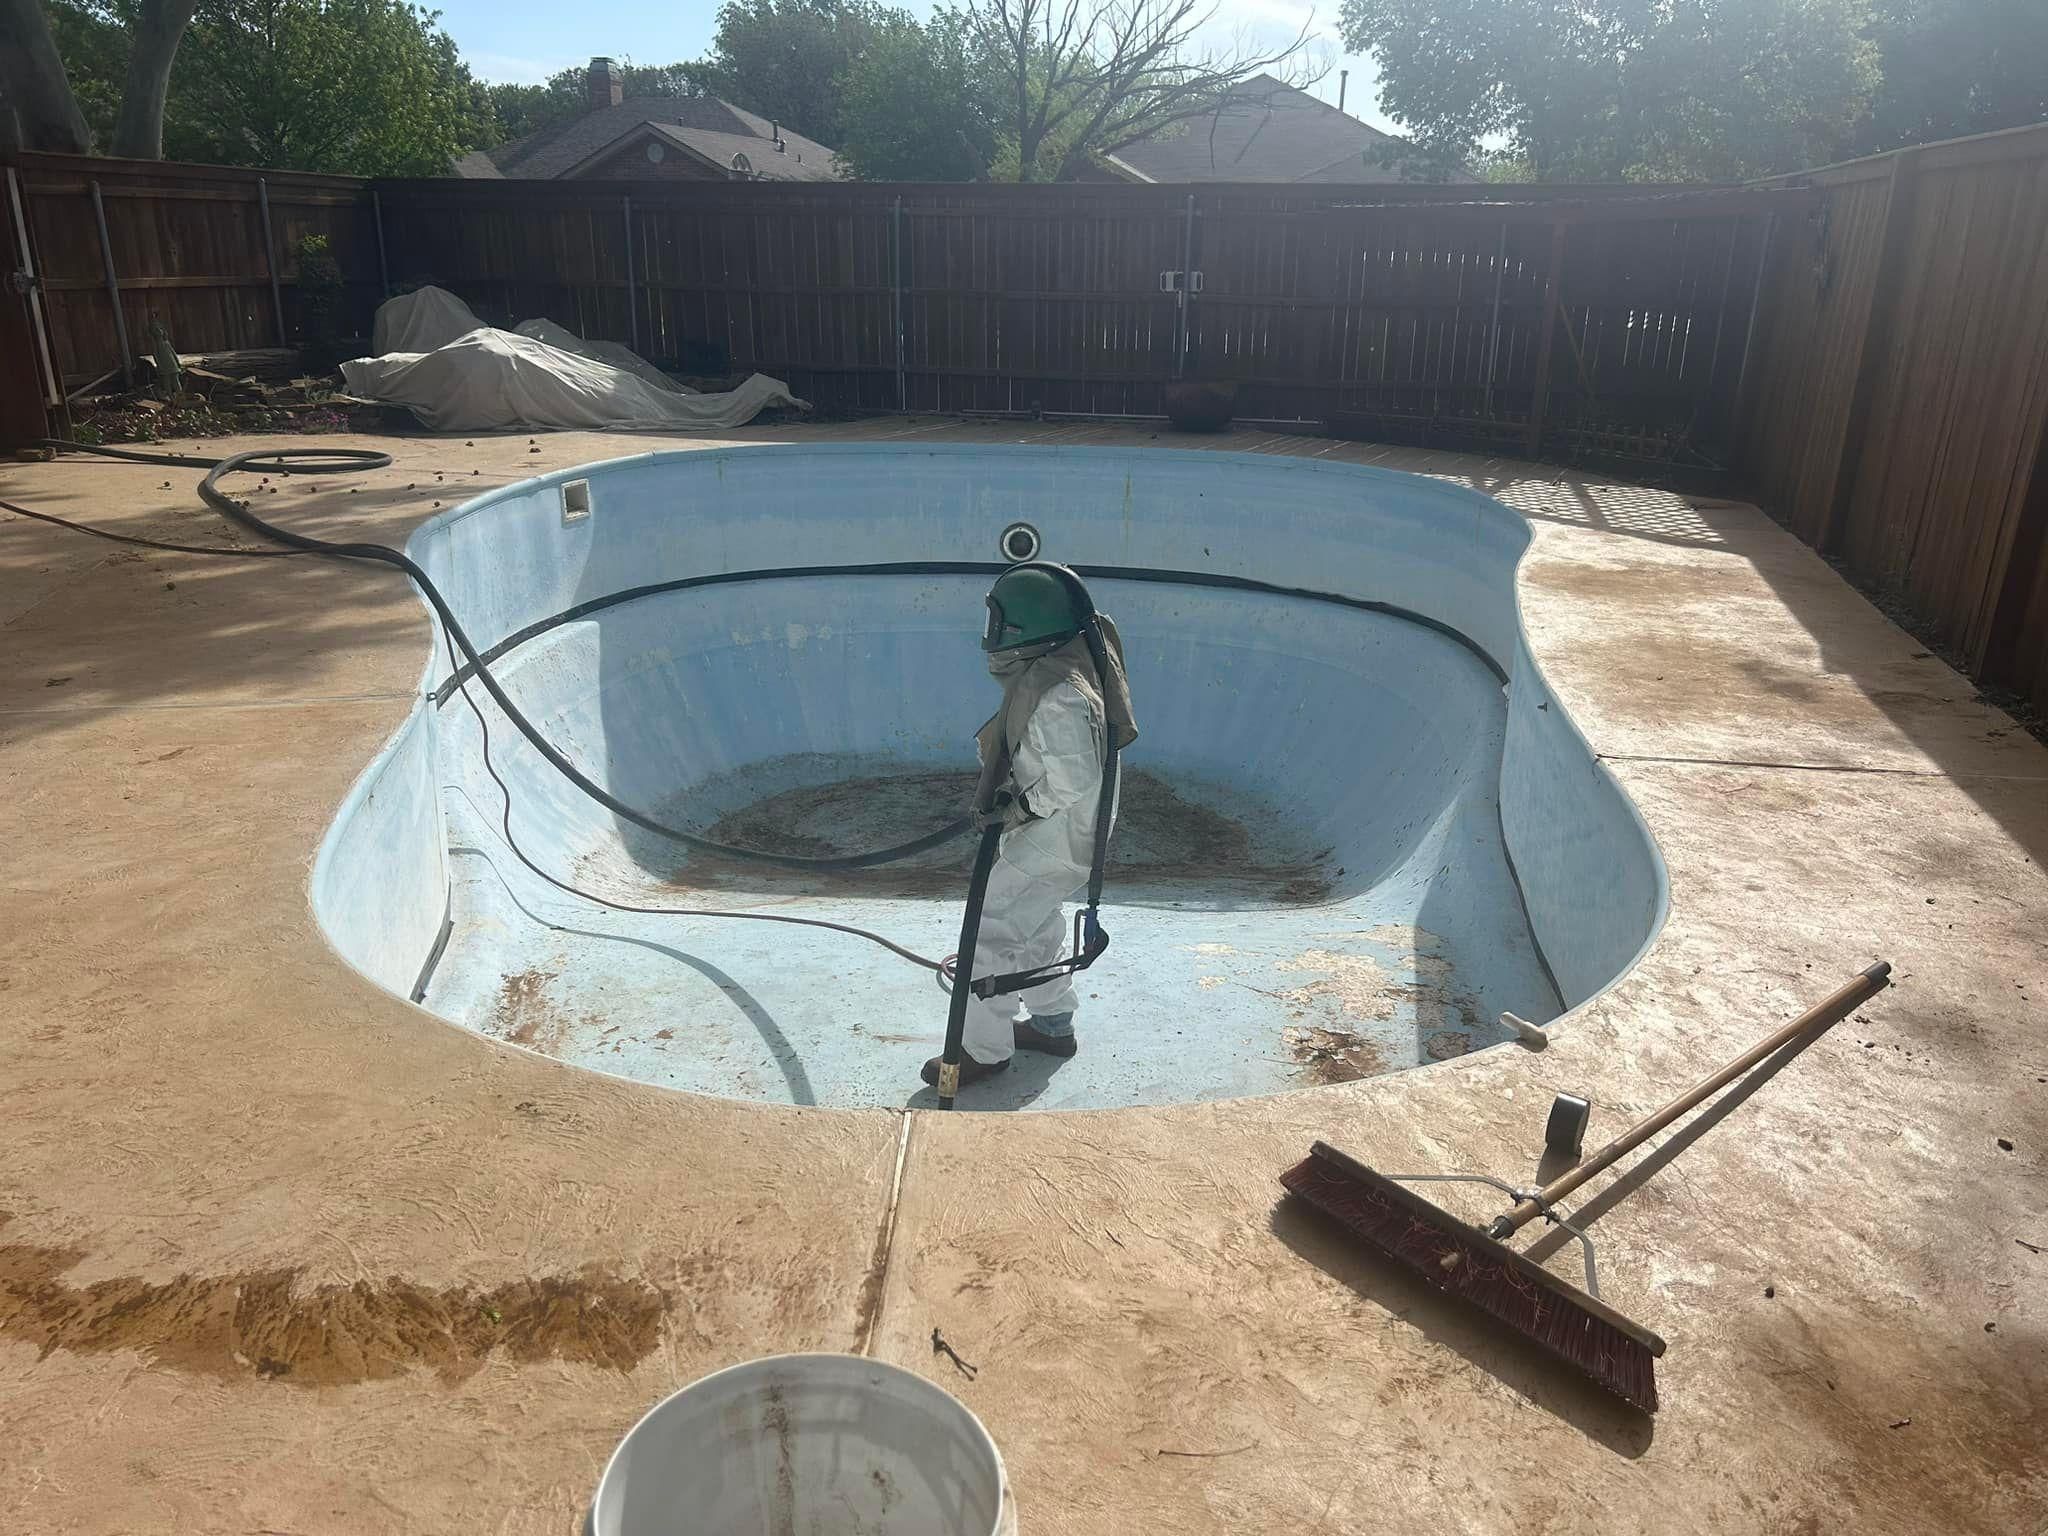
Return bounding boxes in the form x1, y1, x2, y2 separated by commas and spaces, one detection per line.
1280, 962, 1893, 1413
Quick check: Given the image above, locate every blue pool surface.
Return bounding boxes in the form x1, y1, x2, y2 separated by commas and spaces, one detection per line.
312, 445, 1667, 1110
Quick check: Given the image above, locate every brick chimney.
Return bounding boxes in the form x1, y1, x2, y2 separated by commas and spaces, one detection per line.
588, 57, 623, 111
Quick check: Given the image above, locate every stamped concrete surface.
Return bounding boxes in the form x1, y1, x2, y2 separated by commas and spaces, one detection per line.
2, 421, 2043, 1534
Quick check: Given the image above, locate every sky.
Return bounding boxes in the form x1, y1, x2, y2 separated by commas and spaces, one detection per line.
438, 0, 1401, 135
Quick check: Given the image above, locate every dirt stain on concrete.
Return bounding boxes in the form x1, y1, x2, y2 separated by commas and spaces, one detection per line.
1283, 1024, 1388, 1084
491, 966, 563, 1050
0, 1218, 665, 1386
664, 766, 1334, 904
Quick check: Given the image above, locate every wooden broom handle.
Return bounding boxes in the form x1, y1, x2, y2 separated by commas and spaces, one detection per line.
1491, 962, 1892, 1239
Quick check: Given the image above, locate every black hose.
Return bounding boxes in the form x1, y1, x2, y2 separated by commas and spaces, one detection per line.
936, 821, 1005, 1108
40, 440, 973, 872
439, 626, 955, 979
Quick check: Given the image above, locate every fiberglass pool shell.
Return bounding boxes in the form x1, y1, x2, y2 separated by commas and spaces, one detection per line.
311, 445, 1668, 1111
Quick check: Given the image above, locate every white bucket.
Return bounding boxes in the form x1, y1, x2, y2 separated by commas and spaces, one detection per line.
591, 1352, 1017, 1536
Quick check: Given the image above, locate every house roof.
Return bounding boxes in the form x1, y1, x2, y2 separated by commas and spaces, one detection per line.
463, 95, 840, 182
1105, 75, 1470, 184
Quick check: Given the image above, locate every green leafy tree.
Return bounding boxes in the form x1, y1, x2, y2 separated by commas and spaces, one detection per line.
835, 9, 998, 179
482, 58, 720, 142
1862, 0, 2048, 151
167, 0, 486, 173
3, 0, 195, 153
17, 0, 489, 169
696, 0, 886, 144
1339, 0, 1879, 180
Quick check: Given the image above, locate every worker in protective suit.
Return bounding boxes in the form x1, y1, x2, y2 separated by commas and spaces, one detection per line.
923, 565, 1138, 1089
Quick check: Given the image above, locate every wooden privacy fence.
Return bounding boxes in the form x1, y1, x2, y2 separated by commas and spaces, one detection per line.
4, 139, 2045, 706
370, 177, 1791, 461
4, 152, 1796, 467
1740, 122, 2048, 710
3, 155, 380, 406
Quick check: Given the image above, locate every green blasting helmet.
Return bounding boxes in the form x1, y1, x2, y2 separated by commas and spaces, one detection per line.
982, 564, 1088, 653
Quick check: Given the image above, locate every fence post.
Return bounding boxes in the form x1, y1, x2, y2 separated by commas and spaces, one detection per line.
3, 169, 56, 445
372, 189, 390, 297
892, 196, 905, 412
257, 177, 286, 348
1524, 219, 1568, 457
1729, 212, 1777, 439
89, 181, 134, 388
1483, 219, 1507, 419
622, 194, 639, 354
1175, 193, 1195, 379
1819, 145, 1925, 553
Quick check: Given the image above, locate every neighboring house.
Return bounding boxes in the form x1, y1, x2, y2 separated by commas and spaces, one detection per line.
455, 58, 839, 182
1095, 74, 1471, 184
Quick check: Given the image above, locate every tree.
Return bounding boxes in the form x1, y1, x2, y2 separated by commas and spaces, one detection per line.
1862, 0, 2048, 151
1339, 0, 1879, 181
484, 58, 719, 143
1, 0, 95, 149
110, 0, 196, 155
698, 0, 887, 144
12, 0, 487, 169
167, 0, 484, 173
964, 0, 1320, 182
836, 9, 998, 179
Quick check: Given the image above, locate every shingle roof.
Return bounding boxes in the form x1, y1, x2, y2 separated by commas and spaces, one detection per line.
645, 124, 840, 182
1107, 75, 1469, 184
464, 95, 840, 182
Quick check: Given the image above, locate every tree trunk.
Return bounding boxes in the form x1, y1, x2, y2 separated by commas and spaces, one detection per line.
110, 0, 197, 159
0, 0, 92, 152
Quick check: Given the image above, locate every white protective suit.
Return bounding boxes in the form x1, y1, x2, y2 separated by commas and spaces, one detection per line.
962, 678, 1111, 1064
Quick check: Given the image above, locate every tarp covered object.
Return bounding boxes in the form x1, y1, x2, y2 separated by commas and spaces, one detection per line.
348, 286, 801, 433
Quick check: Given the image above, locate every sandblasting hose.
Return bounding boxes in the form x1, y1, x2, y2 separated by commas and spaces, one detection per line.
185, 447, 973, 873
21, 441, 971, 980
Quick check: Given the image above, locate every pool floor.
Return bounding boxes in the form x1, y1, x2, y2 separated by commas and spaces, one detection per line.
424, 756, 1560, 1110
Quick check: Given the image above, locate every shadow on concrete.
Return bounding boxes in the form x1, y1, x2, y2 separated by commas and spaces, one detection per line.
1520, 1024, 1827, 1272
0, 455, 490, 748
1268, 1199, 1654, 1459
901, 1048, 1073, 1111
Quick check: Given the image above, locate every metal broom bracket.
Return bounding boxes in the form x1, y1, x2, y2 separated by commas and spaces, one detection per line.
1386, 1171, 1604, 1299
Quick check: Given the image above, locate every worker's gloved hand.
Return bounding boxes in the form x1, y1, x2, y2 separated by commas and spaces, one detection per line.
974, 786, 1033, 831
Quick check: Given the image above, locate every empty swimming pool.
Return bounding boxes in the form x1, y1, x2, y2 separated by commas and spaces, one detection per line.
312, 445, 1666, 1110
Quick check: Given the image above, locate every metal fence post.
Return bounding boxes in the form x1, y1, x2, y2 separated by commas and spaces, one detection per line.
892, 196, 906, 412
1175, 193, 1195, 378
372, 189, 391, 297
622, 194, 639, 354
257, 177, 287, 347
1729, 212, 1776, 443
89, 181, 134, 388
1524, 219, 1568, 457
1483, 220, 1507, 420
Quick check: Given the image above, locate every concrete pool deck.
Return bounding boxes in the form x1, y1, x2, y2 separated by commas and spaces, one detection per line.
1, 420, 2043, 1533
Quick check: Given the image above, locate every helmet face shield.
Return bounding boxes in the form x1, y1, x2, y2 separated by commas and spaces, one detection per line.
981, 565, 1088, 653
983, 594, 1014, 652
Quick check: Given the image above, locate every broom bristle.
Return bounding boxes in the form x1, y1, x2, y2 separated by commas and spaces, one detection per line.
1281, 1142, 1665, 1414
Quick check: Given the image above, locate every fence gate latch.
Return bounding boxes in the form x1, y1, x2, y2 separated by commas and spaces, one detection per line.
1158, 271, 1204, 295
7, 268, 37, 296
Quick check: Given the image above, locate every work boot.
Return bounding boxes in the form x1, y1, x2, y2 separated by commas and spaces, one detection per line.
920, 1054, 1011, 1088
1015, 1013, 1078, 1057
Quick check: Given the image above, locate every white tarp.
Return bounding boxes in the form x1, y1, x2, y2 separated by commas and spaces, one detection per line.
371, 284, 481, 355
348, 286, 802, 434
511, 319, 690, 394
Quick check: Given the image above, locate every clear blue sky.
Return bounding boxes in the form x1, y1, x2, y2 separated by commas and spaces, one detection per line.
434, 0, 1399, 134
